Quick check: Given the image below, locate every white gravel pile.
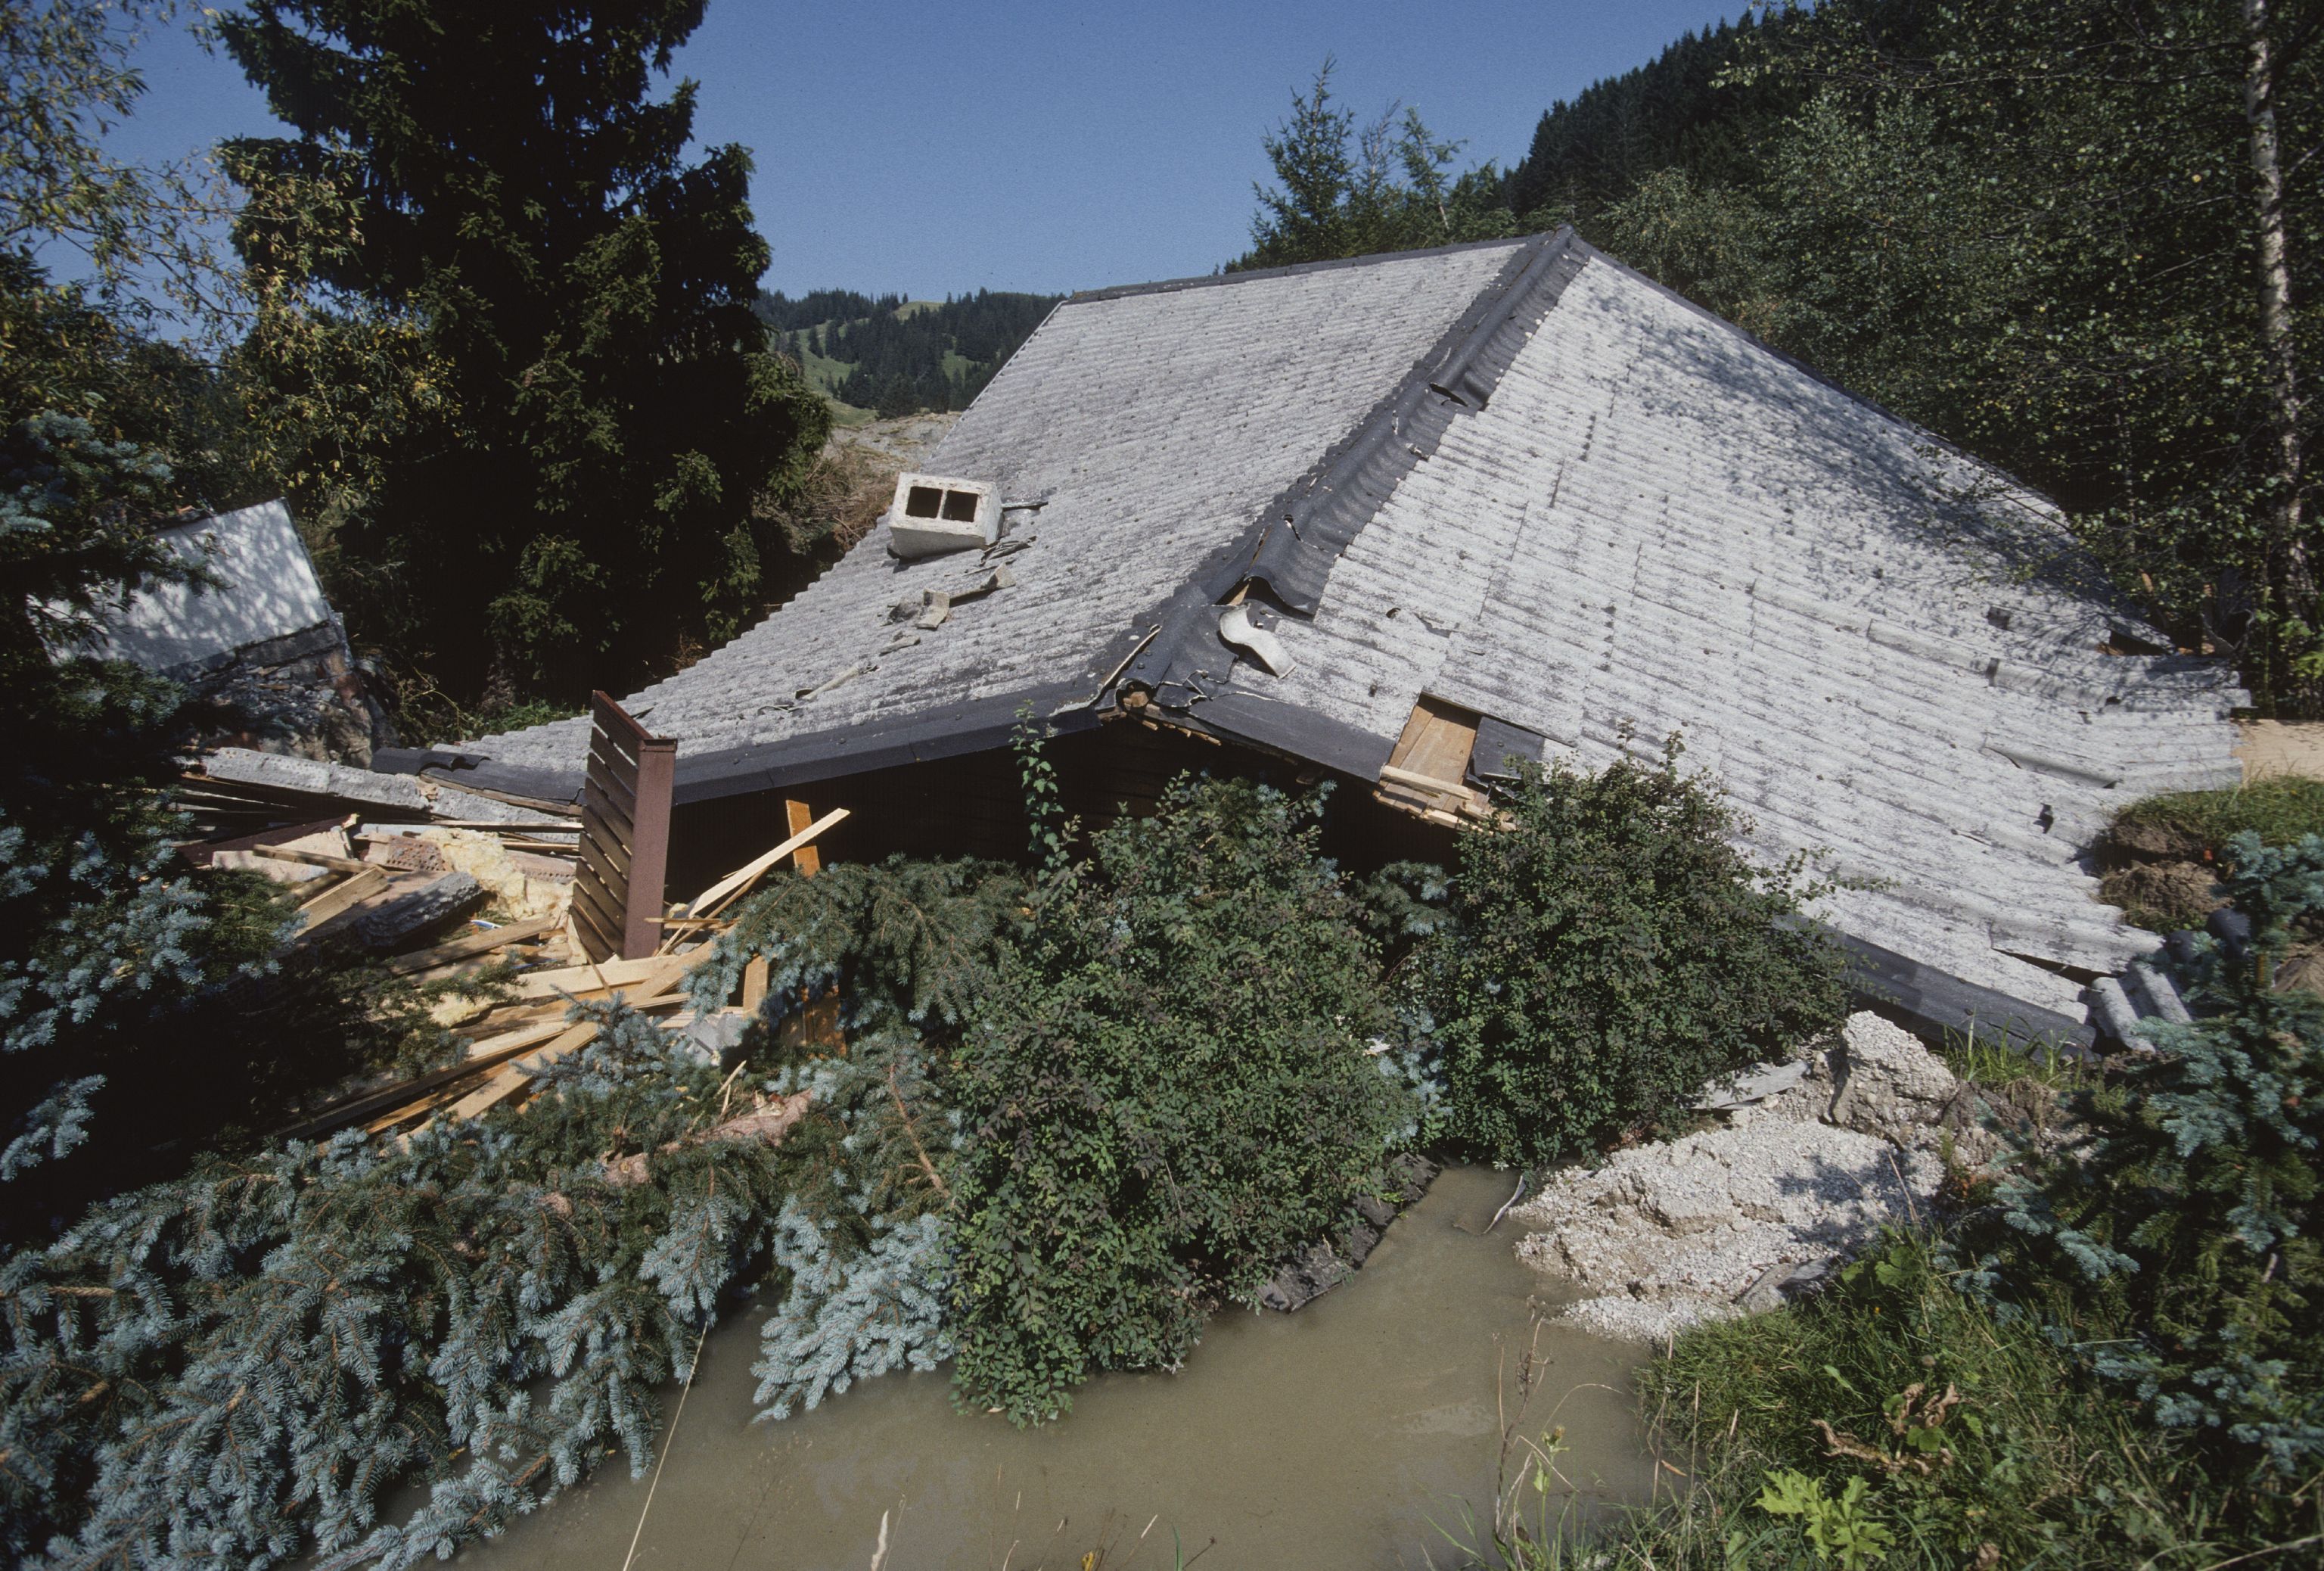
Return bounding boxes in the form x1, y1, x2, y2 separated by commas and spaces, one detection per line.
1512, 1012, 1956, 1342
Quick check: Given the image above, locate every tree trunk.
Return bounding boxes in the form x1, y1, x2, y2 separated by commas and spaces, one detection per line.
2245, 0, 2316, 698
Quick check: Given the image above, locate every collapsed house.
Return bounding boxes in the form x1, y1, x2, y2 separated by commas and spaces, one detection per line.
385, 230, 2245, 1044
93, 498, 393, 762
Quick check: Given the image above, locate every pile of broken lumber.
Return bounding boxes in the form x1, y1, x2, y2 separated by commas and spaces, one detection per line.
265, 803, 848, 1143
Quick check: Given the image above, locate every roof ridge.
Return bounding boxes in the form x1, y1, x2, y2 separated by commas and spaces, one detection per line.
1067, 232, 1540, 305
1113, 229, 1586, 720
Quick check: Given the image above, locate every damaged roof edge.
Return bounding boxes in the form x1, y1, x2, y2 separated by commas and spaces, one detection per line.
1114, 231, 1581, 705
390, 682, 1111, 810
666, 681, 1103, 806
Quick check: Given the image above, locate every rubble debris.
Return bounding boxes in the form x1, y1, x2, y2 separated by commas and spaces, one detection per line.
332, 871, 486, 950
1513, 1011, 2001, 1342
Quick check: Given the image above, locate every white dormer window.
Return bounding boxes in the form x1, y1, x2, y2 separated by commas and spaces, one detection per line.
887, 473, 999, 558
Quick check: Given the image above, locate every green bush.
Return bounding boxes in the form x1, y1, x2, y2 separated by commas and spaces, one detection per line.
1558, 1233, 2257, 1571
1413, 740, 1848, 1168
1967, 831, 2324, 1492
947, 776, 1409, 1423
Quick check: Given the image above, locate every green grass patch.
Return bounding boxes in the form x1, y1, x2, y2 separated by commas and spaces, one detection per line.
1934, 1027, 2090, 1097
2112, 776, 2324, 854
1474, 1233, 2306, 1570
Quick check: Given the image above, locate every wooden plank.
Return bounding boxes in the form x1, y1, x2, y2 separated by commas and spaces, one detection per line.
581, 777, 637, 852
575, 821, 629, 885
569, 873, 627, 952
511, 952, 689, 1001
741, 956, 769, 1013
623, 730, 677, 961
570, 892, 623, 961
1387, 696, 1480, 788
442, 1021, 601, 1122
775, 995, 845, 1054
382, 915, 560, 977
1378, 762, 1474, 795
584, 755, 638, 820
294, 866, 392, 927
587, 734, 642, 796
179, 814, 350, 868
253, 841, 371, 876
275, 1018, 571, 1138
785, 799, 822, 878
676, 807, 850, 921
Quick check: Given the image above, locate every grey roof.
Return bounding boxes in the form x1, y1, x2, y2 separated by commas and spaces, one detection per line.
468, 238, 1537, 794
464, 232, 2245, 1021
93, 499, 337, 675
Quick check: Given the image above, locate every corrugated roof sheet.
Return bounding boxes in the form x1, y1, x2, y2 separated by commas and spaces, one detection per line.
462, 232, 2245, 1020
1195, 247, 2243, 1013
468, 239, 1533, 795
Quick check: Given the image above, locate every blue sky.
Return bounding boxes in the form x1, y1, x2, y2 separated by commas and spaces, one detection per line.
108, 1, 1742, 300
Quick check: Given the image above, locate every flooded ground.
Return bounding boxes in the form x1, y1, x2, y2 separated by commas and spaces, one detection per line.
449, 1165, 1651, 1571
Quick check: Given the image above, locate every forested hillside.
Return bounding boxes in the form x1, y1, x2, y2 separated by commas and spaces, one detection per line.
1499, 14, 1788, 230
1244, 0, 2324, 714
755, 288, 1060, 418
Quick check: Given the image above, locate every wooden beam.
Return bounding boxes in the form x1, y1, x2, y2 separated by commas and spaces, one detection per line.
252, 841, 370, 875
294, 866, 392, 928
441, 1021, 601, 1122
785, 798, 822, 878
274, 1018, 570, 1139
382, 915, 560, 977
676, 807, 849, 922
1376, 762, 1470, 795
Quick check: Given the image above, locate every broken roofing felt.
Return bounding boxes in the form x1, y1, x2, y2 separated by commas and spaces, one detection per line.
459, 230, 2245, 1022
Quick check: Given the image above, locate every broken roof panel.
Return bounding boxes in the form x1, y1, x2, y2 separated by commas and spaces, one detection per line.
92, 499, 337, 674
460, 231, 2245, 1025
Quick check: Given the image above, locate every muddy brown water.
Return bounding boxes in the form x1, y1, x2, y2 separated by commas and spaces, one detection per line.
446, 1165, 1651, 1571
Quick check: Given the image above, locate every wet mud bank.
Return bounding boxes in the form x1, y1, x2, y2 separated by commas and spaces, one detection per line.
446, 1165, 1649, 1570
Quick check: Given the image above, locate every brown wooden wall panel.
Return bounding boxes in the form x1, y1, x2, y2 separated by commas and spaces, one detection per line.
573, 691, 676, 961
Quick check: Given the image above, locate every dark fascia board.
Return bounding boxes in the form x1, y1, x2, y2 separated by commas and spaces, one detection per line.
666, 680, 1103, 807
1066, 233, 1542, 306
1151, 685, 1397, 782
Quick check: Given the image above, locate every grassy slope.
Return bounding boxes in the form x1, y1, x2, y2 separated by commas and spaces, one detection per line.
778, 300, 946, 425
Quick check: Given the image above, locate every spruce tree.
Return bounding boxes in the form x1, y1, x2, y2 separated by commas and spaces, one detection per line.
218, 1, 829, 698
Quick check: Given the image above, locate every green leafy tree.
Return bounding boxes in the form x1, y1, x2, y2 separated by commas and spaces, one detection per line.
1583, 0, 2324, 709
218, 0, 830, 700
948, 776, 1410, 1423
1238, 57, 1522, 269
1411, 741, 1848, 1168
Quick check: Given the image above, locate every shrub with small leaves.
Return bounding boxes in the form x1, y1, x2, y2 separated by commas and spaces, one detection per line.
947, 776, 1411, 1423
1411, 738, 1849, 1167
